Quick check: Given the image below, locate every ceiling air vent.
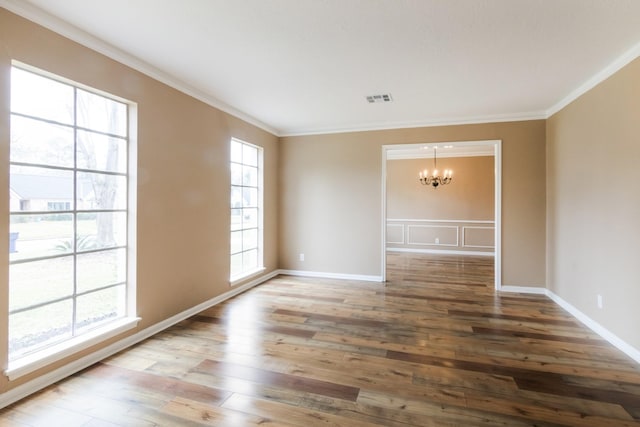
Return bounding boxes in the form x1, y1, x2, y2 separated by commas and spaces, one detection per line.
366, 93, 393, 103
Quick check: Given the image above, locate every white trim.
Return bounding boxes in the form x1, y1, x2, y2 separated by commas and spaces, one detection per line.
229, 138, 265, 284
407, 225, 459, 247
382, 140, 501, 289
386, 247, 494, 257
0, 0, 278, 136
387, 219, 494, 224
230, 267, 266, 287
387, 145, 495, 160
5, 65, 139, 381
462, 244, 494, 249
462, 226, 495, 249
388, 152, 493, 160
500, 285, 548, 295
5, 317, 140, 381
385, 223, 405, 244
545, 290, 640, 365
0, 0, 544, 138
381, 147, 388, 282
499, 286, 640, 365
13, 60, 132, 105
278, 269, 383, 283
385, 140, 503, 152
0, 269, 279, 410
546, 41, 640, 117
4, 0, 639, 137
494, 141, 502, 290
280, 113, 546, 137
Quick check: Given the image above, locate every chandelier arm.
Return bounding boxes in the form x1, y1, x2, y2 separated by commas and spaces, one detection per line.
418, 146, 452, 188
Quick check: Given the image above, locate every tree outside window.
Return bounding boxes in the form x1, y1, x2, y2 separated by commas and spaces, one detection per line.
8, 66, 131, 360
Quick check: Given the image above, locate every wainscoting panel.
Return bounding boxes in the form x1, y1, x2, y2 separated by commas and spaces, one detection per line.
462, 226, 495, 248
387, 219, 494, 255
407, 225, 458, 246
386, 224, 405, 244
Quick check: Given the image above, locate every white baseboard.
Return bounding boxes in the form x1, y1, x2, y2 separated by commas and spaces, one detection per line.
0, 269, 279, 410
500, 285, 547, 294
545, 290, 640, 365
386, 247, 495, 257
277, 269, 383, 283
500, 285, 640, 365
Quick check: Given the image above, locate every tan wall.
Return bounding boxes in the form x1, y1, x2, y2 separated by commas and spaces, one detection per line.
387, 156, 494, 219
279, 120, 546, 285
546, 57, 640, 350
0, 9, 278, 393
386, 156, 495, 252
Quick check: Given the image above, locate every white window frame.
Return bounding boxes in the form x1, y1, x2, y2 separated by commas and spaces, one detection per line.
5, 62, 139, 380
229, 138, 264, 284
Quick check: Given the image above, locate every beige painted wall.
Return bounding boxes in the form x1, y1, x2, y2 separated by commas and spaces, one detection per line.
546, 57, 640, 350
387, 156, 494, 220
279, 120, 546, 286
0, 9, 278, 393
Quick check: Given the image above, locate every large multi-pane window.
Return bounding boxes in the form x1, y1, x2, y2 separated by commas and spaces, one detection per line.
230, 138, 263, 281
9, 65, 133, 362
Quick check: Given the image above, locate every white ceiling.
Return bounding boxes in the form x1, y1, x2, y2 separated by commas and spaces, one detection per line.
4, 0, 640, 136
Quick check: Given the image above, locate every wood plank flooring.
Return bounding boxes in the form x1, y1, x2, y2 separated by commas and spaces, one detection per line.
2, 252, 640, 426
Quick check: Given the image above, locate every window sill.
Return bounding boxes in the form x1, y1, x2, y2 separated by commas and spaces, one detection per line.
4, 316, 140, 381
230, 267, 266, 286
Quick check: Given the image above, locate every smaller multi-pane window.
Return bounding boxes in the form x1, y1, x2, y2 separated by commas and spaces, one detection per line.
230, 138, 262, 280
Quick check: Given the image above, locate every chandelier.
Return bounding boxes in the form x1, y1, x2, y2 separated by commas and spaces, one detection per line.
418, 146, 452, 188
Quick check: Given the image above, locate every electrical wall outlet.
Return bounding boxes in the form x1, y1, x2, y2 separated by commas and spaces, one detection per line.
299, 253, 305, 262
597, 294, 603, 309
435, 238, 440, 244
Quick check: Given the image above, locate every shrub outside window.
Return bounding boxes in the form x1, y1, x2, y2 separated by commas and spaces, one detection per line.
8, 65, 134, 363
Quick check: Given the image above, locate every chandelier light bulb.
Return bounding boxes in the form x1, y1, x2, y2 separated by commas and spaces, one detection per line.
417, 147, 453, 189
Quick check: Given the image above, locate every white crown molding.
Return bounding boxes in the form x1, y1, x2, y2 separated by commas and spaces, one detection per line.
3, 0, 639, 138
279, 112, 547, 137
0, 0, 279, 136
546, 40, 640, 117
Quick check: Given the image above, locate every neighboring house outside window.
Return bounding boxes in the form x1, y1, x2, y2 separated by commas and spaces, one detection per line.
7, 64, 137, 375
230, 138, 263, 282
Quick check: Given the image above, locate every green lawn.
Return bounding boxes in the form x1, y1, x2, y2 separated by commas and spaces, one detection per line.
10, 217, 95, 239
8, 219, 127, 359
10, 218, 120, 261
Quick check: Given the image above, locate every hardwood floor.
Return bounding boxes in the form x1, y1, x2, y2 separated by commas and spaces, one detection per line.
2, 253, 640, 426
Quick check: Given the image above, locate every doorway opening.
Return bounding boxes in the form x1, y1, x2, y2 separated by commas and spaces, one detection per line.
381, 140, 502, 290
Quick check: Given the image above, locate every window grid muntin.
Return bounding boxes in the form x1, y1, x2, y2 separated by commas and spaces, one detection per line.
11, 111, 128, 140
230, 138, 262, 279
9, 65, 130, 360
9, 281, 126, 316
